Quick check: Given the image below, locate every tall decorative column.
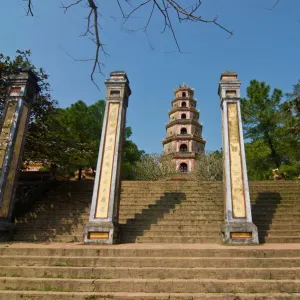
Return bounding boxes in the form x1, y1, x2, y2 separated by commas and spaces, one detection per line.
84, 71, 131, 244
0, 68, 39, 240
218, 71, 258, 244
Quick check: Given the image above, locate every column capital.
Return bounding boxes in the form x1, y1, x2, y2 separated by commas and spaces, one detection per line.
105, 71, 131, 108
7, 68, 40, 104
218, 71, 241, 104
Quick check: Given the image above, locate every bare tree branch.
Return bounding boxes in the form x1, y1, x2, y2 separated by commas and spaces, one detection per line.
120, 0, 233, 54
21, 0, 233, 87
26, 0, 34, 16
59, 0, 107, 89
258, 0, 280, 11
270, 0, 280, 10
61, 0, 83, 13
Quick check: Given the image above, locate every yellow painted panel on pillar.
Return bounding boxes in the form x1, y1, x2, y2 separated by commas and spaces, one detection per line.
88, 232, 109, 240
95, 103, 119, 219
227, 103, 246, 218
0, 102, 17, 175
0, 104, 29, 218
231, 232, 252, 239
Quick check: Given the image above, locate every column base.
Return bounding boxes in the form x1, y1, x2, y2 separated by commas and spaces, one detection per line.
222, 222, 259, 245
0, 221, 13, 242
83, 221, 119, 244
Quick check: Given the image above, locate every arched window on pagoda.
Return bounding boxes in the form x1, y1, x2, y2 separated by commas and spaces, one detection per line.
180, 128, 187, 135
182, 92, 186, 97
180, 163, 188, 172
181, 113, 186, 119
181, 102, 187, 107
180, 144, 188, 152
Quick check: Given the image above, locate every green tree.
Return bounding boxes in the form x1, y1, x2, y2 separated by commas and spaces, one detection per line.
31, 100, 106, 179
282, 81, 300, 135
0, 50, 58, 164
29, 99, 143, 180
244, 140, 273, 180
241, 80, 284, 169
241, 80, 300, 179
122, 128, 145, 180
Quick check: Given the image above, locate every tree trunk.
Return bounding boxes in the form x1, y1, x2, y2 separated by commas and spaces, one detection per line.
78, 168, 82, 180
266, 135, 280, 168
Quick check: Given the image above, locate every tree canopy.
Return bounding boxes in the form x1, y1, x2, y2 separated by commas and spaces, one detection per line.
0, 50, 143, 180
241, 80, 300, 179
0, 50, 57, 129
24, 99, 144, 179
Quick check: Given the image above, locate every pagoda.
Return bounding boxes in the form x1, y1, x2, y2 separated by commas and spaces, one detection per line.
162, 83, 206, 172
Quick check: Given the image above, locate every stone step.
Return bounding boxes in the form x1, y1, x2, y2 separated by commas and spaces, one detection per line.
119, 216, 223, 221
13, 228, 84, 236
120, 191, 297, 195
15, 219, 300, 230
12, 236, 82, 243
121, 219, 300, 226
253, 215, 300, 220
121, 212, 224, 218
263, 237, 300, 243
22, 235, 300, 244
1, 266, 300, 280
259, 230, 300, 237
121, 224, 300, 231
4, 255, 300, 268
121, 230, 221, 237
122, 229, 300, 238
0, 291, 298, 300
4, 247, 300, 257
131, 236, 220, 243
1, 277, 300, 293
120, 204, 224, 209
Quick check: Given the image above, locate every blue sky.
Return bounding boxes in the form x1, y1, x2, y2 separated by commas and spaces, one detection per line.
1, 0, 299, 153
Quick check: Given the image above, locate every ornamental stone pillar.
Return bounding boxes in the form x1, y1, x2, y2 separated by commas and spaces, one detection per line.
84, 71, 131, 244
0, 68, 39, 240
218, 71, 258, 244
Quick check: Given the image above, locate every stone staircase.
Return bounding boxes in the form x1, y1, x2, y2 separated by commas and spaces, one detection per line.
13, 180, 300, 243
119, 181, 223, 243
4, 180, 300, 299
1, 244, 300, 299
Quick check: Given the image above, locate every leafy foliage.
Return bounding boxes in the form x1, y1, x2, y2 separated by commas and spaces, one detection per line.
282, 81, 300, 135
241, 80, 283, 168
25, 98, 143, 179
0, 50, 142, 179
133, 154, 178, 181
133, 152, 223, 181
0, 50, 57, 136
28, 100, 106, 178
194, 151, 223, 181
241, 80, 300, 179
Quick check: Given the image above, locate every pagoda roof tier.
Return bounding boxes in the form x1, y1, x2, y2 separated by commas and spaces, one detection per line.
170, 152, 199, 159
168, 107, 199, 116
162, 134, 206, 145
171, 97, 197, 105
166, 119, 202, 129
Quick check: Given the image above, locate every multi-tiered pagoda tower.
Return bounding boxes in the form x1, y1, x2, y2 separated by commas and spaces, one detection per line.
162, 83, 206, 172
